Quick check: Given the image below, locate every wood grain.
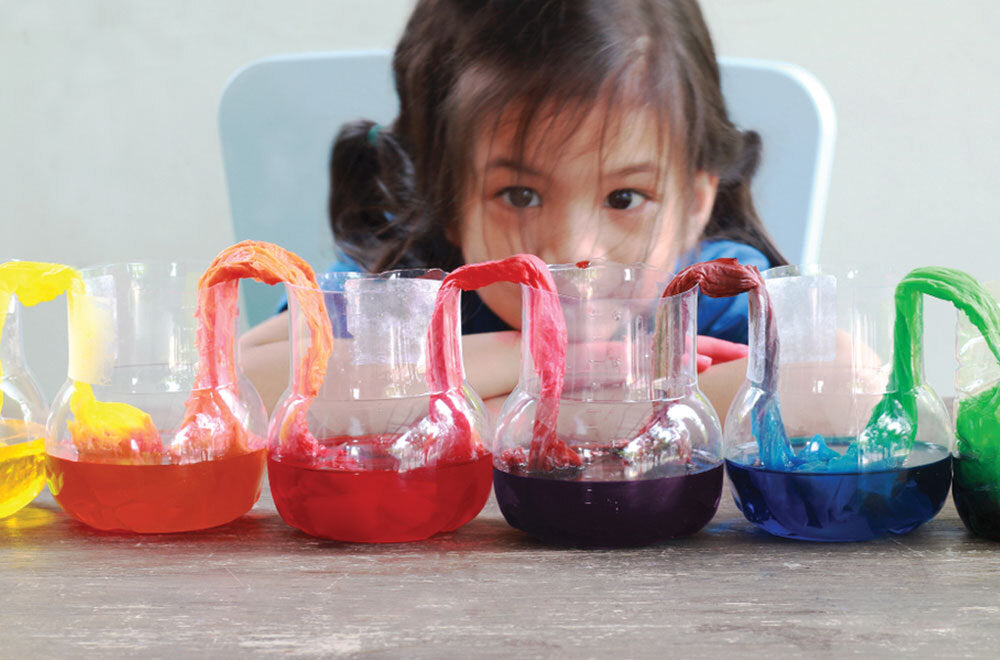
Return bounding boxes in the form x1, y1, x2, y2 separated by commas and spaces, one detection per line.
1, 481, 998, 658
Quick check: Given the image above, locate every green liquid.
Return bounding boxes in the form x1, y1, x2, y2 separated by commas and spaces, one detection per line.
861, 268, 1000, 474
861, 268, 1000, 537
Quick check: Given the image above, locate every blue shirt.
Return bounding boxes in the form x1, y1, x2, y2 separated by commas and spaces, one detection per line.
681, 240, 771, 344
286, 240, 771, 344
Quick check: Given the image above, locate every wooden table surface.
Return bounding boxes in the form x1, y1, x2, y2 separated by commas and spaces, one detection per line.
2, 481, 998, 658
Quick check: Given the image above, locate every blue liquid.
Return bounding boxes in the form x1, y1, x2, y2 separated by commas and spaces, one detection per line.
726, 441, 951, 541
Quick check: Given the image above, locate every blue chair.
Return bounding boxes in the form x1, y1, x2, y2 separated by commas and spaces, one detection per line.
219, 51, 836, 326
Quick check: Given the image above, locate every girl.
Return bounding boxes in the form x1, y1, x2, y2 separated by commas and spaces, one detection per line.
242, 0, 786, 415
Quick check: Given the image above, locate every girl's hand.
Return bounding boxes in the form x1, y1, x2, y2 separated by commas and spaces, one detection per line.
696, 335, 749, 373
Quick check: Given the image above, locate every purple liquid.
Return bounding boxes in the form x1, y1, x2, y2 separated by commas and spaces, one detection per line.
493, 456, 723, 547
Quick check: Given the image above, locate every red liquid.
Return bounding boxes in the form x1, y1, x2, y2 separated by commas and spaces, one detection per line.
47, 450, 266, 533
268, 448, 494, 543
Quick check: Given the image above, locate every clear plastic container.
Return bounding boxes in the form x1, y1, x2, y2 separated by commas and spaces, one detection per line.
0, 296, 48, 518
725, 264, 953, 541
493, 262, 724, 547
46, 262, 268, 532
268, 270, 491, 542
954, 280, 1000, 540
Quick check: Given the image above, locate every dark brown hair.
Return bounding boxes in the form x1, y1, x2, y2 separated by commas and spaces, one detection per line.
329, 0, 786, 272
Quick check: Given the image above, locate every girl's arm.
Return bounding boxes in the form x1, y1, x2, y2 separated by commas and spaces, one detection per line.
239, 314, 522, 414
462, 331, 522, 400
239, 312, 292, 413
242, 315, 745, 434
697, 357, 748, 423
698, 331, 881, 437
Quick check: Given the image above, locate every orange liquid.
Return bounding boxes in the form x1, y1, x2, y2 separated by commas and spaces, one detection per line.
47, 450, 266, 533
268, 451, 493, 543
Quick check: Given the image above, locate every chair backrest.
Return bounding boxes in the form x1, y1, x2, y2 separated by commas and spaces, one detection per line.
219, 50, 836, 326
718, 57, 836, 267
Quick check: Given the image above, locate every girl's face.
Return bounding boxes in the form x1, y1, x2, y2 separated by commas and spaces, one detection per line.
459, 103, 719, 329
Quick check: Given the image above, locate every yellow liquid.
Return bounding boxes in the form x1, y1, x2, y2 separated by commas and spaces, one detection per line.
0, 261, 158, 460
0, 437, 46, 518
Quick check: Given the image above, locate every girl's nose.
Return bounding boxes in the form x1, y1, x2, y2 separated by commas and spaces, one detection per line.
538, 207, 607, 265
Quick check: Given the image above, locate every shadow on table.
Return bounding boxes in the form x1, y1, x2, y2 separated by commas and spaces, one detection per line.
3, 492, 985, 558
1, 503, 60, 532
0, 498, 277, 552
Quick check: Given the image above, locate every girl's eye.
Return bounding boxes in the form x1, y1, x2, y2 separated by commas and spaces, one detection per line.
499, 186, 541, 209
604, 189, 645, 210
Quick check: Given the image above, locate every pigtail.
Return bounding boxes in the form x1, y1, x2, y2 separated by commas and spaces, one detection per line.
329, 119, 452, 272
704, 129, 788, 268
325, 0, 470, 274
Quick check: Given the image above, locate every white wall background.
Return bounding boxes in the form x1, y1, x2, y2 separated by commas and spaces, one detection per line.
3, 0, 999, 401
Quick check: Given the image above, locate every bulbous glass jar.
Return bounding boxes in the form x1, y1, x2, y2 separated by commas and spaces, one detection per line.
46, 262, 268, 533
725, 265, 953, 541
953, 280, 1000, 540
268, 270, 491, 543
493, 262, 724, 547
0, 297, 48, 518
